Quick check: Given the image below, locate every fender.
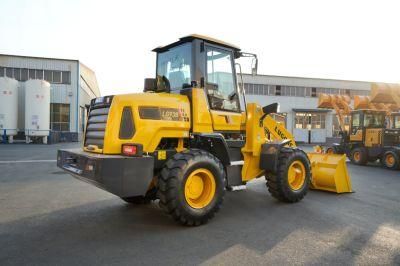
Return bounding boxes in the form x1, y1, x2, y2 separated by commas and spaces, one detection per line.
259, 140, 292, 174
190, 133, 231, 166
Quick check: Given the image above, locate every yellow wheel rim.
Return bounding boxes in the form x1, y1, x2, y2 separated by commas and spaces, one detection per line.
288, 160, 306, 191
184, 168, 216, 209
386, 154, 395, 167
353, 151, 361, 162
326, 148, 333, 154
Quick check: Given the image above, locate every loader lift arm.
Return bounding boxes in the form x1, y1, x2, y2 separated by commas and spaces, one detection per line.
263, 115, 296, 147
242, 103, 352, 193
318, 94, 352, 132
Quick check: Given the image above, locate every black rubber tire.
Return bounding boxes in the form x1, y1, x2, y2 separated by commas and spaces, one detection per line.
157, 149, 225, 226
350, 147, 368, 165
381, 150, 400, 170
265, 148, 311, 203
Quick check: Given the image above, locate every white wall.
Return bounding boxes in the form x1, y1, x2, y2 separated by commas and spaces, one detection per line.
0, 55, 84, 133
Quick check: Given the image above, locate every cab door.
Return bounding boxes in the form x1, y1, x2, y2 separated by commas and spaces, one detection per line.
204, 45, 242, 132
350, 112, 363, 142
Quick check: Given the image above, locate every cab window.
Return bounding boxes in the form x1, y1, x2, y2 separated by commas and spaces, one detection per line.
351, 113, 361, 134
157, 43, 192, 90
206, 47, 239, 112
363, 113, 384, 128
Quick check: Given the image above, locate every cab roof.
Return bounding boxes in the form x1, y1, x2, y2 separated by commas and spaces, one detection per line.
152, 34, 241, 53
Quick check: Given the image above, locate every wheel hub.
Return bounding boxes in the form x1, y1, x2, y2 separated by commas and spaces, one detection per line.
186, 175, 204, 199
386, 154, 395, 166
354, 151, 361, 162
288, 160, 306, 191
184, 168, 216, 209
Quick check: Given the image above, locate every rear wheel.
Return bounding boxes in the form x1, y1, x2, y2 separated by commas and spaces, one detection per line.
266, 148, 311, 203
350, 147, 367, 165
381, 150, 400, 170
157, 149, 225, 226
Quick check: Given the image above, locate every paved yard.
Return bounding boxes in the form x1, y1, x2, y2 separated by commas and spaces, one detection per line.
0, 143, 399, 265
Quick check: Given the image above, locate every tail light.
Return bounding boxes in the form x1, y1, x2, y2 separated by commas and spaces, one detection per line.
122, 143, 143, 157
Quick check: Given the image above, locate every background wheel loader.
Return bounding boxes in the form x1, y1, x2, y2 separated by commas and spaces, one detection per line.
57, 35, 351, 226
318, 84, 400, 170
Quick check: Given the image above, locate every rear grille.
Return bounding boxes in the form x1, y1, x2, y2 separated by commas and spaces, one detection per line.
85, 97, 112, 149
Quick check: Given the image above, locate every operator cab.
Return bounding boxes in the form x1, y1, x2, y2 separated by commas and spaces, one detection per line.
350, 109, 386, 134
146, 34, 257, 114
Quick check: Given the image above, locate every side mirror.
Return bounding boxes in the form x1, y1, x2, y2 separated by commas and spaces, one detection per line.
144, 78, 156, 92
262, 103, 279, 115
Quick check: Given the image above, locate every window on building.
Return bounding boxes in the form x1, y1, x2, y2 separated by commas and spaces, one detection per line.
0, 66, 72, 84
62, 71, 71, 84
44, 70, 52, 82
295, 112, 326, 129
311, 87, 316, 97
304, 87, 311, 97
50, 103, 70, 131
21, 68, 28, 81
311, 113, 326, 129
28, 69, 35, 79
276, 85, 281, 96
13, 68, 21, 80
295, 112, 308, 129
36, 70, 44, 80
5, 68, 13, 78
52, 71, 61, 83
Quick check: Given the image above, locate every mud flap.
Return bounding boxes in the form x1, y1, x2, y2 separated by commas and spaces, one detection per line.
307, 153, 352, 193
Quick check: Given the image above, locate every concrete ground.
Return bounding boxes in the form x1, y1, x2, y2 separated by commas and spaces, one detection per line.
0, 143, 399, 265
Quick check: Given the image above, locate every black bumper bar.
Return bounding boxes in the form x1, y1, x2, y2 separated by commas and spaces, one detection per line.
57, 149, 154, 198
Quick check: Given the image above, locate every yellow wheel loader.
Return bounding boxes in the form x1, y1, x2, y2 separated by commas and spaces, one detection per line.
57, 35, 351, 226
318, 88, 400, 170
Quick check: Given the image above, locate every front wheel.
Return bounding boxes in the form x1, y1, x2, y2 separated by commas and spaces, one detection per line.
266, 148, 311, 203
381, 150, 400, 170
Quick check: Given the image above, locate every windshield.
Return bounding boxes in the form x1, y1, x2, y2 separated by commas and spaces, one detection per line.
157, 43, 192, 90
363, 113, 385, 128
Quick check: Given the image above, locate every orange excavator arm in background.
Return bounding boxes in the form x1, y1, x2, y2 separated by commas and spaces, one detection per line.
318, 94, 352, 131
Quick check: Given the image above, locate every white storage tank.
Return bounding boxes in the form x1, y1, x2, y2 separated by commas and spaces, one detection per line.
0, 77, 19, 143
24, 79, 50, 144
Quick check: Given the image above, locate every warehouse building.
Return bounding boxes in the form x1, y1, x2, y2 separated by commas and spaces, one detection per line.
0, 54, 100, 141
242, 73, 372, 143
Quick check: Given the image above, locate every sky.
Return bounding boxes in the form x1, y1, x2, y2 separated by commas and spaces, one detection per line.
0, 0, 399, 96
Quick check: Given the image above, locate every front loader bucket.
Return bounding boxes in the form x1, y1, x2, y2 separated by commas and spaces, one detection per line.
307, 153, 352, 193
